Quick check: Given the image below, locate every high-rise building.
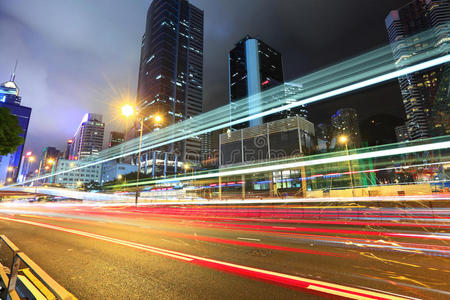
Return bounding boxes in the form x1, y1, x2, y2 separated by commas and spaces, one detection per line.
37, 146, 61, 183
70, 113, 105, 160
136, 0, 204, 162
395, 124, 411, 142
108, 131, 125, 148
0, 74, 32, 184
331, 108, 361, 147
385, 0, 449, 139
200, 132, 212, 162
282, 83, 308, 120
228, 35, 284, 128
64, 139, 74, 160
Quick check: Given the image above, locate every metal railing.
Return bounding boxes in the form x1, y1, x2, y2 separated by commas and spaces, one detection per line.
0, 235, 74, 300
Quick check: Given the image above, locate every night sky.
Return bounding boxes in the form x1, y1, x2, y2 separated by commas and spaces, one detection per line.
0, 0, 410, 157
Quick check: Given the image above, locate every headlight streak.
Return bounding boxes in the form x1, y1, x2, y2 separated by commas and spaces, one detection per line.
2, 27, 449, 189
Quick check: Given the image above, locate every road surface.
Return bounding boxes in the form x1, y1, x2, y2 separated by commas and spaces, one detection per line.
0, 202, 449, 299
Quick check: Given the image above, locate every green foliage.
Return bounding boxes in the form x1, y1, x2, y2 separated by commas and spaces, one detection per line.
82, 180, 101, 191
0, 107, 24, 155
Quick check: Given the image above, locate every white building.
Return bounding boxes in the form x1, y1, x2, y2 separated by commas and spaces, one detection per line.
54, 159, 101, 188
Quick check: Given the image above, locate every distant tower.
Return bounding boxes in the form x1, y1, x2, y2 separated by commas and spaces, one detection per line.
136, 0, 204, 162
64, 139, 74, 160
228, 35, 284, 128
385, 0, 450, 139
331, 108, 361, 147
71, 113, 105, 160
0, 65, 32, 184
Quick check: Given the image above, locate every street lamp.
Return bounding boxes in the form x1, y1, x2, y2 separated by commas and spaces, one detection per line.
121, 104, 164, 205
339, 135, 354, 191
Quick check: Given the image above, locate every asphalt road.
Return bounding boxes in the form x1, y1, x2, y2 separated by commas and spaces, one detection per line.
0, 202, 449, 299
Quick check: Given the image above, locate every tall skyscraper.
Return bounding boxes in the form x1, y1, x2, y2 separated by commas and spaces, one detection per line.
136, 0, 204, 162
70, 113, 105, 160
331, 108, 361, 147
0, 73, 32, 184
385, 0, 449, 139
228, 35, 284, 128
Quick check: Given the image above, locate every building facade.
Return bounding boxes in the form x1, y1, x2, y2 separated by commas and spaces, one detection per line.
101, 161, 137, 185
395, 124, 411, 142
64, 139, 73, 160
136, 0, 204, 162
108, 131, 125, 148
0, 78, 32, 184
331, 108, 361, 148
54, 159, 102, 188
220, 116, 315, 167
228, 35, 284, 128
385, 0, 449, 139
70, 113, 105, 160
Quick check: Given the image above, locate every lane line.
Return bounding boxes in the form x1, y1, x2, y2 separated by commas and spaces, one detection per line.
0, 216, 412, 300
237, 237, 261, 242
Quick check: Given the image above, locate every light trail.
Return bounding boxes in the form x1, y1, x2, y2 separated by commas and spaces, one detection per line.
0, 216, 413, 300
3, 26, 449, 188
127, 140, 450, 186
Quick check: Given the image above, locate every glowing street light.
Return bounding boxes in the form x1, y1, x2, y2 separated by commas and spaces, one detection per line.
339, 135, 354, 192
47, 158, 55, 165
339, 135, 348, 144
154, 114, 163, 124
121, 104, 134, 118
120, 105, 165, 206
7, 166, 13, 172
117, 174, 123, 180
6, 178, 12, 183
28, 156, 35, 162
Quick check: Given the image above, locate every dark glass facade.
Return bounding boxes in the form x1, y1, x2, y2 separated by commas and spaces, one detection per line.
137, 0, 204, 162
228, 36, 284, 128
109, 131, 125, 148
385, 0, 449, 139
0, 80, 31, 184
331, 108, 361, 148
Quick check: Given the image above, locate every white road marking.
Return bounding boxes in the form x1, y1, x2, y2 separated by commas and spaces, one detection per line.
237, 237, 261, 242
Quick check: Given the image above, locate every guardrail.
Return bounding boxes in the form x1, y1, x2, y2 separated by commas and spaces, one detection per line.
0, 235, 74, 300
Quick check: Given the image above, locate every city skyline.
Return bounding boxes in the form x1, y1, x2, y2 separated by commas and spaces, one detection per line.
0, 0, 410, 158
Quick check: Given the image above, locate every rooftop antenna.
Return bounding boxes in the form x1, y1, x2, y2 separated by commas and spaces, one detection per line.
10, 60, 18, 82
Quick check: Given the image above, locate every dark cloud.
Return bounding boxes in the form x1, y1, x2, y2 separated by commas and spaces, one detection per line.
0, 0, 409, 156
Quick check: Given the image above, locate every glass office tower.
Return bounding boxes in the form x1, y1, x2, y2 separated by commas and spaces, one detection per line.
0, 79, 32, 184
136, 0, 204, 162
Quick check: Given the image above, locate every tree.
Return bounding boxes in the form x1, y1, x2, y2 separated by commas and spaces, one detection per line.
0, 107, 24, 155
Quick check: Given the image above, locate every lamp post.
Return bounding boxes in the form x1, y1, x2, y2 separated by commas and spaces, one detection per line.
121, 104, 162, 206
339, 135, 354, 191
